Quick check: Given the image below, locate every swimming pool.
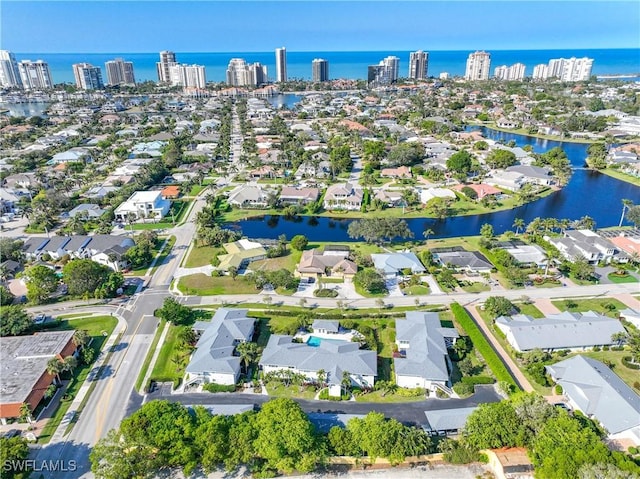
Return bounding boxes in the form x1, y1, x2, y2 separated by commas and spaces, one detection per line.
306, 336, 349, 347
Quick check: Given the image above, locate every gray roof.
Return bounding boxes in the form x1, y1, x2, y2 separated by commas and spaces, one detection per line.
307, 413, 366, 433
506, 165, 552, 179
424, 407, 478, 432
67, 204, 106, 218
185, 308, 255, 377
394, 312, 458, 382
371, 252, 426, 275
186, 404, 255, 416
495, 311, 626, 352
22, 234, 133, 256
0, 331, 75, 406
312, 320, 339, 333
259, 335, 377, 385
546, 356, 640, 435
433, 250, 493, 271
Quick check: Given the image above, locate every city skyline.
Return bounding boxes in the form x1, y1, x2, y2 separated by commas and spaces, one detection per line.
2, 1, 639, 53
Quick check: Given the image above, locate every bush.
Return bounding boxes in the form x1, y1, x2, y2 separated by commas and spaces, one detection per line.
202, 382, 236, 393
450, 303, 518, 391
622, 356, 640, 370
592, 346, 601, 352
555, 384, 563, 395
453, 382, 475, 396
628, 446, 638, 455
319, 389, 347, 401
314, 288, 338, 298
461, 376, 495, 385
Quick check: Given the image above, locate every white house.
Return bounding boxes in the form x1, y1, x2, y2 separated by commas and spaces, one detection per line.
394, 312, 459, 391
184, 309, 255, 387
114, 190, 171, 222
420, 187, 456, 204
323, 183, 364, 211
546, 229, 621, 264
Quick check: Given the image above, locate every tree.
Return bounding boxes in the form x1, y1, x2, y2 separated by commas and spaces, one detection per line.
236, 341, 260, 373
63, 260, 122, 297
423, 228, 434, 243
586, 143, 608, 170
619, 199, 634, 228
446, 150, 472, 174
290, 234, 308, 251
353, 268, 387, 294
155, 297, 193, 326
483, 296, 515, 318
24, 264, 58, 304
486, 149, 517, 169
347, 218, 413, 244
317, 369, 327, 387
62, 355, 78, 376
253, 398, 326, 474
0, 285, 15, 306
0, 436, 30, 479
91, 428, 159, 479
480, 223, 495, 248
387, 142, 425, 167
46, 357, 64, 384
571, 255, 595, 281
0, 306, 31, 336
463, 401, 521, 449
328, 426, 359, 456
72, 329, 90, 348
347, 412, 413, 464
193, 410, 232, 472
512, 218, 525, 235
579, 463, 639, 479
626, 205, 640, 228
427, 197, 453, 219
458, 357, 475, 376
510, 392, 558, 446
228, 265, 239, 280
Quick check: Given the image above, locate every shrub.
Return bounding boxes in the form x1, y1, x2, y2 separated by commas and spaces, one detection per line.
453, 382, 475, 396
450, 303, 518, 392
628, 446, 638, 455
622, 356, 640, 370
210, 269, 223, 277
555, 384, 563, 395
202, 382, 236, 393
592, 346, 601, 352
634, 381, 640, 390
314, 288, 338, 298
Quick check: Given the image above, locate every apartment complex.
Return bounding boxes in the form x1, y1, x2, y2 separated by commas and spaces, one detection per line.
465, 51, 491, 80
275, 47, 287, 82
156, 50, 177, 83
533, 57, 594, 81
367, 55, 400, 87
168, 64, 207, 89
0, 50, 22, 88
17, 60, 53, 90
408, 50, 429, 80
312, 58, 329, 82
73, 63, 104, 90
494, 63, 526, 81
105, 58, 135, 85
225, 58, 267, 87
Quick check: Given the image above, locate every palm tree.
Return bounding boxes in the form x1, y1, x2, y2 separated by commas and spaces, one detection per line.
512, 218, 525, 235
62, 356, 78, 377
316, 369, 327, 388
619, 199, 634, 227
611, 331, 628, 347
341, 370, 352, 397
46, 357, 63, 385
72, 330, 89, 349
236, 341, 260, 374
126, 212, 137, 232
19, 403, 33, 426
423, 228, 434, 244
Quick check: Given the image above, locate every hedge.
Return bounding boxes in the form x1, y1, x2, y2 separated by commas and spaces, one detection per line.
622, 356, 640, 370
461, 376, 495, 385
450, 303, 519, 391
202, 382, 237, 393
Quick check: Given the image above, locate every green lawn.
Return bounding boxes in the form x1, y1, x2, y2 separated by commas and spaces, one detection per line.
150, 236, 176, 273
135, 319, 167, 392
355, 389, 426, 403
402, 285, 431, 295
599, 168, 640, 187
460, 282, 490, 293
38, 315, 117, 443
515, 302, 545, 318
177, 274, 259, 295
265, 383, 318, 400
249, 250, 302, 272
607, 272, 639, 284
184, 245, 221, 268
131, 200, 191, 230
149, 323, 187, 384
577, 350, 640, 391
354, 283, 387, 298
551, 297, 627, 317
130, 237, 166, 275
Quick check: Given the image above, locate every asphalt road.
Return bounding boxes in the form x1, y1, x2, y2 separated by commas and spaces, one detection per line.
150, 385, 502, 427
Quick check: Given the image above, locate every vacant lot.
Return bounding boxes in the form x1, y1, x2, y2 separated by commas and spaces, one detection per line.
177, 274, 258, 295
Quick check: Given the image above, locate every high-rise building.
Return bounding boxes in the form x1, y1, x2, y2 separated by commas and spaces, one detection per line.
168, 64, 206, 89
18, 60, 53, 90
465, 51, 491, 81
408, 50, 429, 80
312, 58, 329, 82
249, 63, 267, 87
275, 47, 287, 82
0, 50, 22, 88
383, 56, 400, 82
547, 59, 565, 78
532, 64, 549, 80
156, 50, 177, 83
560, 57, 593, 82
105, 58, 135, 85
494, 63, 526, 81
226, 58, 251, 86
73, 63, 104, 90
367, 56, 400, 87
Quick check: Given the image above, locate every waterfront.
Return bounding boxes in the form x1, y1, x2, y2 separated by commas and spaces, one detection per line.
14, 48, 640, 84
228, 129, 640, 241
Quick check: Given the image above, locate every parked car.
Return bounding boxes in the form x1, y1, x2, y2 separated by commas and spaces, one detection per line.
1, 429, 20, 439
33, 314, 47, 325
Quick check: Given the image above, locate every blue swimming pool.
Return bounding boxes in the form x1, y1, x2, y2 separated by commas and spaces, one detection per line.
306, 336, 349, 347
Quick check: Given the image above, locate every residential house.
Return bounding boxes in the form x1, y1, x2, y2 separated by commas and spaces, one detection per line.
50, 147, 93, 165
296, 248, 357, 279
380, 166, 412, 179
184, 309, 255, 387
217, 239, 267, 271
373, 189, 404, 207
451, 183, 502, 200
323, 183, 363, 211
294, 159, 331, 179
371, 252, 425, 276
496, 118, 519, 129
619, 308, 640, 329
608, 234, 640, 257
0, 331, 76, 420
394, 312, 459, 391
495, 311, 626, 352
114, 190, 171, 222
420, 187, 456, 204
547, 229, 622, 264
279, 187, 319, 205
311, 320, 340, 336
505, 165, 554, 185
160, 185, 181, 200
495, 241, 548, 268
546, 355, 640, 444
226, 185, 271, 208
432, 248, 494, 272
259, 334, 377, 389
486, 170, 524, 191
65, 203, 106, 219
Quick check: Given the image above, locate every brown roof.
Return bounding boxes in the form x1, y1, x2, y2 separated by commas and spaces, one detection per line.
161, 185, 180, 197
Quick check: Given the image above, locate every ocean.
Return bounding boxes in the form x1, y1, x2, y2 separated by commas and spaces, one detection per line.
14, 49, 640, 84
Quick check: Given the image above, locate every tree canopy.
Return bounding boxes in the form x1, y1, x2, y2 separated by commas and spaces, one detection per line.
347, 218, 413, 243
353, 268, 387, 294
24, 264, 58, 304
290, 235, 308, 251
62, 259, 123, 298
155, 297, 193, 326
486, 149, 517, 169
0, 306, 31, 336
446, 150, 472, 174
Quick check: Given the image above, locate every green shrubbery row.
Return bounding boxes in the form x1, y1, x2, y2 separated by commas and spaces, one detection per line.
622, 356, 640, 370
203, 382, 237, 393
450, 303, 518, 391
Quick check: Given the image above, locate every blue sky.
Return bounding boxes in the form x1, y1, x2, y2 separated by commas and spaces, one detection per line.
2, 1, 639, 53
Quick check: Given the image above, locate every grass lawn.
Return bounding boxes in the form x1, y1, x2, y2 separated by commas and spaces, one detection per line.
249, 250, 302, 272
56, 313, 93, 319
320, 278, 344, 284
599, 168, 640, 187
578, 350, 640, 391
515, 302, 545, 318
135, 319, 167, 392
460, 282, 490, 293
131, 200, 191, 230
150, 236, 176, 273
184, 245, 221, 268
354, 283, 387, 298
607, 272, 639, 284
38, 315, 117, 443
551, 297, 627, 317
149, 323, 189, 383
265, 383, 318, 400
178, 274, 259, 295
402, 285, 430, 295
355, 390, 426, 403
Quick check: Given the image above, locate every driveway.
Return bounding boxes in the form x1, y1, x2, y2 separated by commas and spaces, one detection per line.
293, 279, 318, 298
533, 298, 561, 315
385, 275, 404, 297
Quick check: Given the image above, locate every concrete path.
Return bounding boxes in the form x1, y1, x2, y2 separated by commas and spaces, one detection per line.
614, 293, 640, 310
533, 298, 561, 315
422, 274, 443, 294
465, 304, 534, 392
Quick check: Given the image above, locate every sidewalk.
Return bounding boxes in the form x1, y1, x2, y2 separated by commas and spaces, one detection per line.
533, 298, 561, 315
614, 293, 640, 310
139, 320, 170, 398
44, 313, 127, 445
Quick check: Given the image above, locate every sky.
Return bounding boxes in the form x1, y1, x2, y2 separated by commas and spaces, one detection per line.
1, 1, 639, 53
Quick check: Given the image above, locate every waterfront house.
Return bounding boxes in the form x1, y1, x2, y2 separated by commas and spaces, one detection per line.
371, 252, 426, 276
323, 183, 363, 211
296, 248, 357, 279
431, 248, 494, 273
217, 239, 267, 271
226, 185, 271, 208
452, 183, 502, 200
279, 186, 319, 205
506, 165, 554, 186
546, 229, 622, 264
